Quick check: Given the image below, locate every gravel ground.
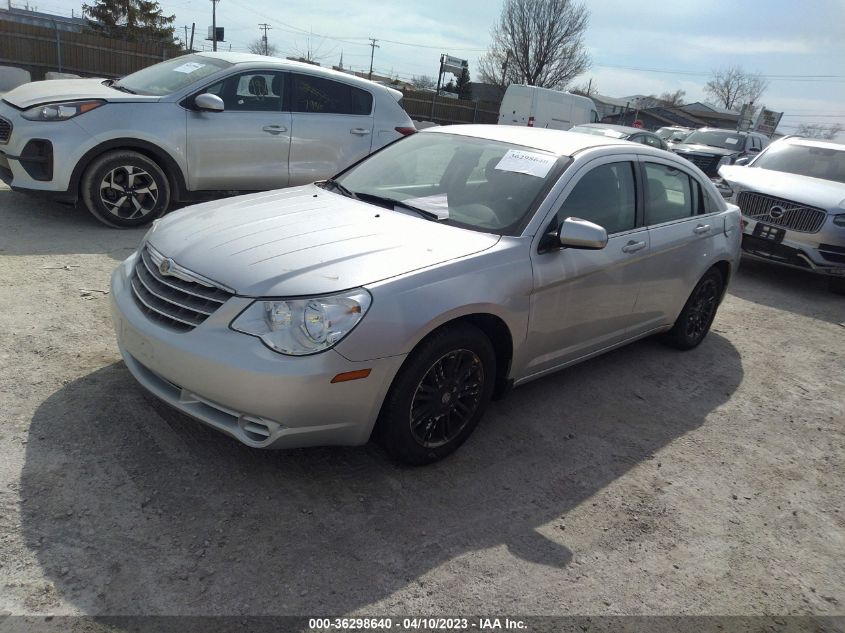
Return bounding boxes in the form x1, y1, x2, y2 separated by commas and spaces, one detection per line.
0, 183, 843, 620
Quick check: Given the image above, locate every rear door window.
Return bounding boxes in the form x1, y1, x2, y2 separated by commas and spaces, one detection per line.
291, 74, 373, 115
643, 162, 705, 224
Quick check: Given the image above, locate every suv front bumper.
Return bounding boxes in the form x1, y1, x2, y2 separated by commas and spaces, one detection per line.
741, 216, 845, 277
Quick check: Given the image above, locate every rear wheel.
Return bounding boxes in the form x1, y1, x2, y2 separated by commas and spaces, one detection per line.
377, 324, 496, 465
660, 268, 724, 350
81, 150, 170, 228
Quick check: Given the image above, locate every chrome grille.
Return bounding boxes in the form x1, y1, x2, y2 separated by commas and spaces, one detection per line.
130, 246, 233, 331
675, 152, 718, 175
0, 116, 11, 143
737, 191, 827, 233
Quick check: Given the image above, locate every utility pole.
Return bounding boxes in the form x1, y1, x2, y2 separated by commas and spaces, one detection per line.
182, 25, 190, 51
258, 23, 272, 56
367, 38, 379, 80
500, 51, 510, 87
210, 0, 220, 52
189, 23, 195, 52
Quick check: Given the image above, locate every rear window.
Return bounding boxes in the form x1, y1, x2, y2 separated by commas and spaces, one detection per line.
291, 74, 373, 115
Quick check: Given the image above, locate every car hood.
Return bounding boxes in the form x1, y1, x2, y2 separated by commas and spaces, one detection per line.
146, 185, 501, 297
2, 78, 159, 108
672, 143, 738, 157
719, 166, 845, 211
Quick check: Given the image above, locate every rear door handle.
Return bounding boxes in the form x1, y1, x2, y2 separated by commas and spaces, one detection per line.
622, 240, 647, 253
350, 128, 371, 136
262, 125, 287, 134
693, 224, 711, 234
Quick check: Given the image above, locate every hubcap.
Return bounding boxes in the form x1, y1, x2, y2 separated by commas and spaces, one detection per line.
99, 165, 158, 220
685, 278, 718, 341
409, 349, 485, 448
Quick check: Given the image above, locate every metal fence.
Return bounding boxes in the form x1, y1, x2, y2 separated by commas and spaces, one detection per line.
401, 89, 500, 125
0, 20, 184, 80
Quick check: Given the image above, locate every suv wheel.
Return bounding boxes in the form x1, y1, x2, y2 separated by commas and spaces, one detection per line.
660, 268, 724, 350
81, 150, 170, 228
377, 323, 496, 465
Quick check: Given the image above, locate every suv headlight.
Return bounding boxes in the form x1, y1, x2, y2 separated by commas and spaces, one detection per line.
717, 155, 732, 168
231, 290, 372, 356
833, 214, 845, 227
21, 100, 105, 121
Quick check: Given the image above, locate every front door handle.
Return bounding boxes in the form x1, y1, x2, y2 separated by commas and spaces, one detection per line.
622, 240, 647, 253
350, 128, 371, 136
262, 125, 288, 134
693, 224, 711, 234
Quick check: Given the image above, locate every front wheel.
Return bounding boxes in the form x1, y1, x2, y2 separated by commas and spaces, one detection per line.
377, 324, 496, 465
81, 150, 170, 228
660, 268, 724, 350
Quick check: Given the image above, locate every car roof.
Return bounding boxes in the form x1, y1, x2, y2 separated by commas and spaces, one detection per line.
421, 124, 635, 156
193, 51, 399, 97
779, 136, 845, 151
574, 123, 655, 136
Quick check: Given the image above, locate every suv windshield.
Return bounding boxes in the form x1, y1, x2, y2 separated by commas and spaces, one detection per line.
683, 130, 746, 150
754, 143, 845, 184
114, 55, 232, 96
334, 132, 564, 235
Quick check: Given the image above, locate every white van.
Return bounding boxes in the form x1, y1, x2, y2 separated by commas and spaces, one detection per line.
498, 84, 599, 130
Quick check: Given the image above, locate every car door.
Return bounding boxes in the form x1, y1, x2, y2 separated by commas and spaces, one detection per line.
186, 70, 291, 191
288, 73, 375, 186
630, 156, 724, 335
524, 156, 648, 377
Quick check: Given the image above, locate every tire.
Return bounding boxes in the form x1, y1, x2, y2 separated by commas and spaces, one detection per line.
660, 268, 724, 350
81, 150, 170, 228
377, 323, 496, 465
828, 276, 845, 296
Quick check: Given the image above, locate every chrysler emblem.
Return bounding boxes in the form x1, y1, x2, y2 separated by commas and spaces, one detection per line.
159, 258, 174, 276
768, 205, 785, 220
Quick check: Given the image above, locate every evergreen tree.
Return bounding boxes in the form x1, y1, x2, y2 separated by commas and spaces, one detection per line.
83, 0, 176, 42
456, 67, 472, 100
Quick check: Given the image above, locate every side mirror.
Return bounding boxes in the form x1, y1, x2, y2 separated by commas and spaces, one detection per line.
194, 93, 224, 112
559, 217, 608, 250
734, 157, 751, 166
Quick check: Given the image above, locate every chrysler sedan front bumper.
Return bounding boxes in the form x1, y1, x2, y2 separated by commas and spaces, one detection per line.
110, 252, 405, 449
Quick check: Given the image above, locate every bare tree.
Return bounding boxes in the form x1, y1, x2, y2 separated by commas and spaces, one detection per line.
411, 75, 436, 90
248, 38, 279, 56
704, 66, 768, 111
795, 122, 844, 140
571, 79, 597, 97
658, 89, 686, 106
477, 0, 590, 89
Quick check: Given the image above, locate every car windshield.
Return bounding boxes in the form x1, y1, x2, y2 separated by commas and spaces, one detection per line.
570, 125, 628, 139
753, 143, 845, 184
114, 55, 232, 96
334, 132, 564, 235
683, 130, 745, 150
656, 127, 689, 141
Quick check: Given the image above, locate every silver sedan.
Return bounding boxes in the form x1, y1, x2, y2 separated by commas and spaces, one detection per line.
111, 125, 741, 464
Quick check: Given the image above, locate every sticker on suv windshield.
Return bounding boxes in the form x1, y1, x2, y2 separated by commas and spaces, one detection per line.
725, 137, 739, 145
495, 150, 556, 178
173, 62, 206, 74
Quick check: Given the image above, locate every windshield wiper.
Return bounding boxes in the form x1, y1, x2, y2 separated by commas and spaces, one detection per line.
322, 178, 357, 199
110, 84, 137, 94
353, 192, 443, 221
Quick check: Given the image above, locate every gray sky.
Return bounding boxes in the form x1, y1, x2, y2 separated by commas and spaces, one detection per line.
41, 0, 845, 135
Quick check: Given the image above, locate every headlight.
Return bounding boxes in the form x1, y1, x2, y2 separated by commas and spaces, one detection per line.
717, 155, 732, 168
21, 100, 105, 121
231, 290, 372, 355
833, 214, 845, 227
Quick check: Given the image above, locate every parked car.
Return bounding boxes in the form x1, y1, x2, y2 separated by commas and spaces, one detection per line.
655, 126, 694, 143
0, 52, 414, 227
111, 125, 741, 464
672, 127, 770, 178
498, 84, 599, 130
719, 136, 845, 294
570, 123, 669, 150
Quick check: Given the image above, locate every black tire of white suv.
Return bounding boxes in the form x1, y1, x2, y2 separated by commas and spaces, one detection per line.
81, 150, 170, 228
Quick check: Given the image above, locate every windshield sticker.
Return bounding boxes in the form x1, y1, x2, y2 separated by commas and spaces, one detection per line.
402, 194, 450, 219
495, 149, 556, 178
724, 137, 739, 145
173, 62, 206, 74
